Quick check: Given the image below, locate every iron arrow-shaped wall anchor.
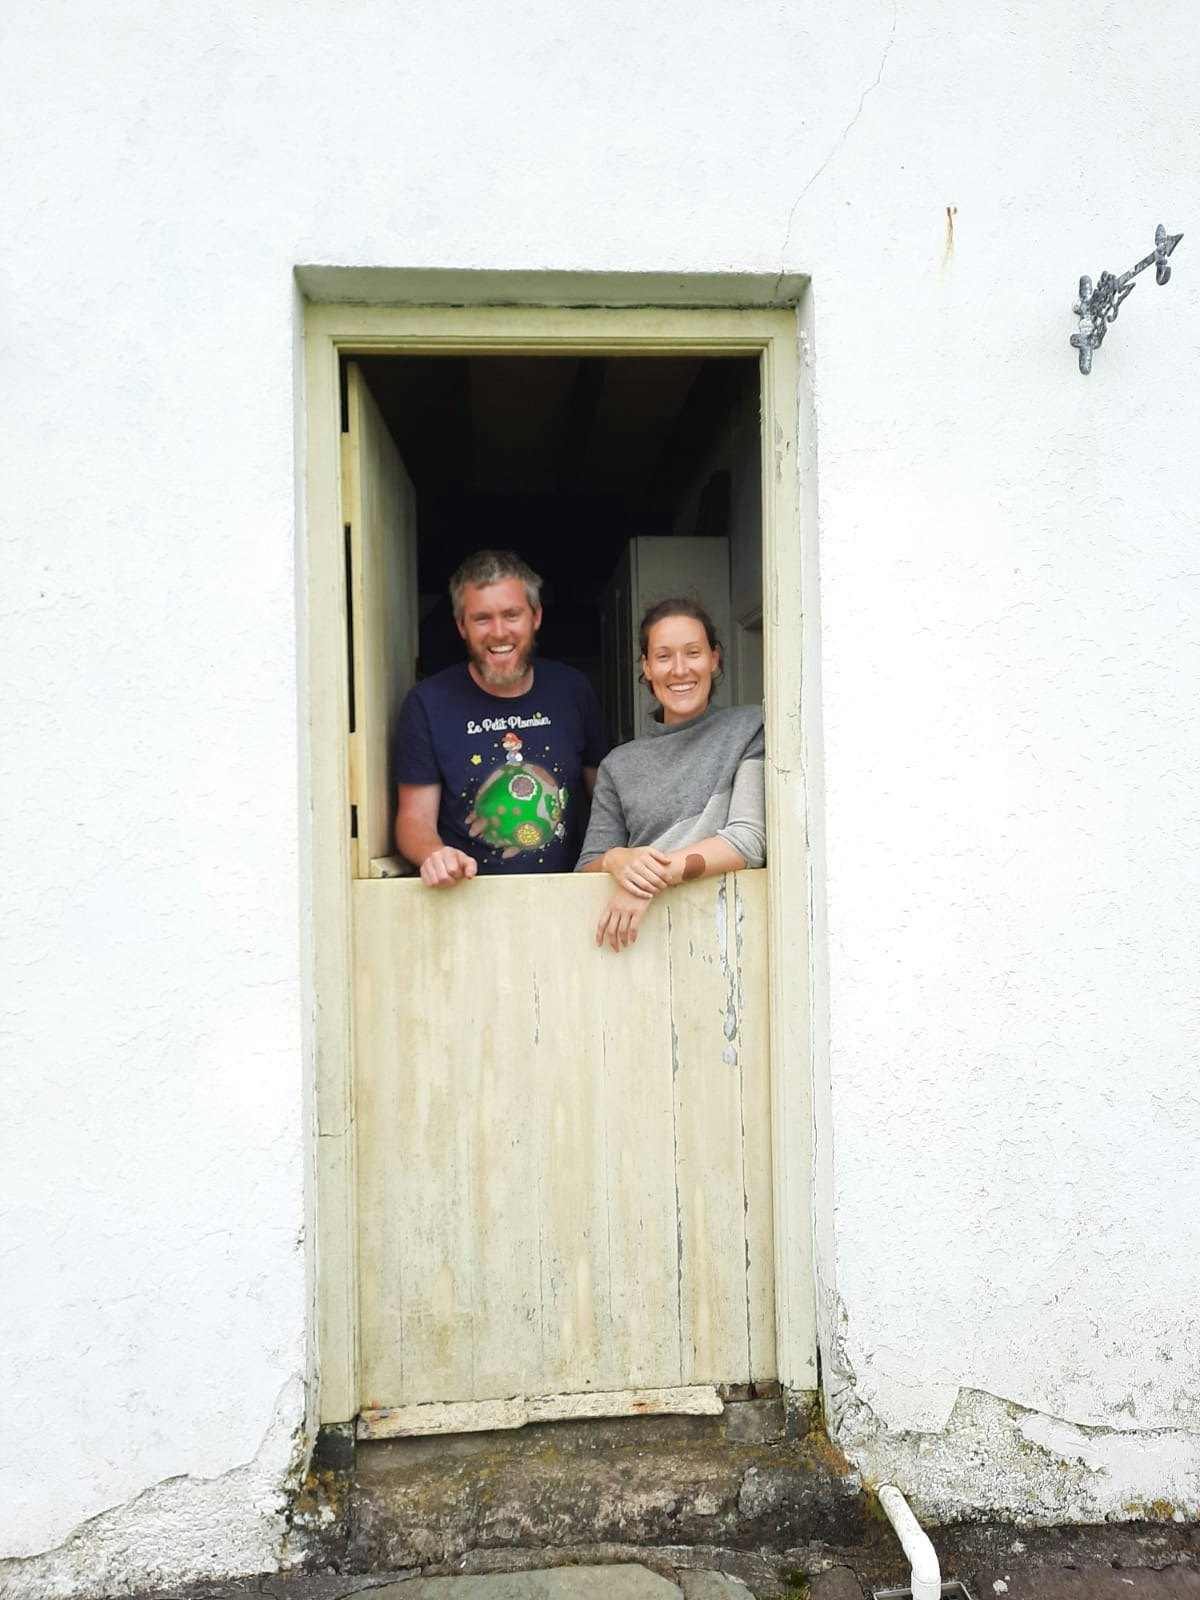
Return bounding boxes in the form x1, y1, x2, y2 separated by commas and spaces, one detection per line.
1070, 223, 1183, 374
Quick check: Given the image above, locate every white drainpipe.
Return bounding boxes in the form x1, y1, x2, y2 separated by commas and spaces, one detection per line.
877, 1483, 942, 1600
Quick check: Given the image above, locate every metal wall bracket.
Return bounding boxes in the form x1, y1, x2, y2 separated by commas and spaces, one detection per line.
1070, 222, 1183, 373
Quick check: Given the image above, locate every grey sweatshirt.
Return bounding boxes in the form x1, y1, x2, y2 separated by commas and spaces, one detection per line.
575, 703, 766, 870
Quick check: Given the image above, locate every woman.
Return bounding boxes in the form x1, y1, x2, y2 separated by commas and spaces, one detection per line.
576, 598, 765, 951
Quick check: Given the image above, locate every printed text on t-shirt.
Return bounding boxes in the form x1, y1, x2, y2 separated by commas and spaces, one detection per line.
465, 713, 553, 734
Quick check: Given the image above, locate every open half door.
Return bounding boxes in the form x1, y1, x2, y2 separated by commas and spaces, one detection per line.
342, 361, 418, 878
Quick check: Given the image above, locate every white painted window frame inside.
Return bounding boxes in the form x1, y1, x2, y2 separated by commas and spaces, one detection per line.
302, 298, 817, 1425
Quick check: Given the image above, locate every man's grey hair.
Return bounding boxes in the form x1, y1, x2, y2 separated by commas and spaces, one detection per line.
449, 549, 543, 621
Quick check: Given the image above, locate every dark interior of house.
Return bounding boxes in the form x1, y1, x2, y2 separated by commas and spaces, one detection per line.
355, 353, 760, 687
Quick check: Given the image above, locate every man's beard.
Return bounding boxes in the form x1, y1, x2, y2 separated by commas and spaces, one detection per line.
469, 638, 537, 688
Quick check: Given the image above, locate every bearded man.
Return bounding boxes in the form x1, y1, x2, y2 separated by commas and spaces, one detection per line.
393, 550, 610, 887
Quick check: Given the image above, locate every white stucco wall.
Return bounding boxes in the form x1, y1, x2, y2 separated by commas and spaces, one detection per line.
3, 0, 1200, 1590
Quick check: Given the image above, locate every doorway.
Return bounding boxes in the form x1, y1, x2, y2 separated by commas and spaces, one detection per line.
354, 351, 761, 753
304, 303, 816, 1437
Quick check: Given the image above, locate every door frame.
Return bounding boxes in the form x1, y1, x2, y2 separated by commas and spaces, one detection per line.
303, 300, 818, 1425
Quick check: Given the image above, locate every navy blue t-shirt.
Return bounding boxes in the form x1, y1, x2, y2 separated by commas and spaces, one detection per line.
393, 661, 610, 874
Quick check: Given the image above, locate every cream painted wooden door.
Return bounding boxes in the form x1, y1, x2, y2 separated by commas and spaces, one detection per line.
310, 306, 817, 1435
343, 362, 418, 876
342, 360, 776, 1438
351, 872, 776, 1437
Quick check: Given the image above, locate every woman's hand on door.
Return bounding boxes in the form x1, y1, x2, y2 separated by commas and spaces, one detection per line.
603, 845, 674, 899
595, 885, 652, 952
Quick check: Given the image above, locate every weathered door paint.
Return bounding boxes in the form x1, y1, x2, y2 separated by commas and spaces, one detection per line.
307, 304, 816, 1434
352, 870, 775, 1433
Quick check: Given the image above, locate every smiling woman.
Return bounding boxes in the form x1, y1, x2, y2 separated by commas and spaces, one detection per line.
576, 598, 766, 952
641, 602, 722, 724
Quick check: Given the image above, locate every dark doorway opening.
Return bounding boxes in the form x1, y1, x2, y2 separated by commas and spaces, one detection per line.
353, 353, 764, 737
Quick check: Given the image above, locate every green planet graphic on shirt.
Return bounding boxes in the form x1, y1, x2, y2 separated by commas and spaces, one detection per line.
467, 731, 568, 858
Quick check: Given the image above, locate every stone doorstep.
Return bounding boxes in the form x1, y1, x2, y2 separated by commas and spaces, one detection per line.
305, 1402, 867, 1574
291, 1410, 1200, 1600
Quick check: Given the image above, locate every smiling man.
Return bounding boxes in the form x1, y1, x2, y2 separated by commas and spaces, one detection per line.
393, 550, 610, 887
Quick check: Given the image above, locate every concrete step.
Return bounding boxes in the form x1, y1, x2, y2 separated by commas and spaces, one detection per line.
296, 1400, 868, 1574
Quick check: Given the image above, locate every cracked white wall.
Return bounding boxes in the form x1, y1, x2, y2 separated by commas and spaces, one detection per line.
804, 0, 1200, 1515
2, 0, 1199, 1588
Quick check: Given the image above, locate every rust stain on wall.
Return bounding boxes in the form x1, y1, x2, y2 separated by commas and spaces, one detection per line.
943, 203, 958, 268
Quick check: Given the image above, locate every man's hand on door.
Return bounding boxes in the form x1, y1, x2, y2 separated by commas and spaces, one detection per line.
419, 846, 478, 889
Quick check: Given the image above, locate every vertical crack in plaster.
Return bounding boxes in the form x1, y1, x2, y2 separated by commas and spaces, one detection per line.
774, 0, 899, 291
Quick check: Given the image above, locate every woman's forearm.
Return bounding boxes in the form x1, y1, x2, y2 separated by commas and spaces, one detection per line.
662, 836, 747, 883
584, 838, 747, 888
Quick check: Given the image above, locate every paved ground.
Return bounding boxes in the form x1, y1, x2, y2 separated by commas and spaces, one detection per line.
344, 1570, 748, 1598
124, 1550, 1200, 1600
956, 1569, 1200, 1598
129, 1569, 753, 1600
118, 1516, 1200, 1600
811, 1564, 1200, 1598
